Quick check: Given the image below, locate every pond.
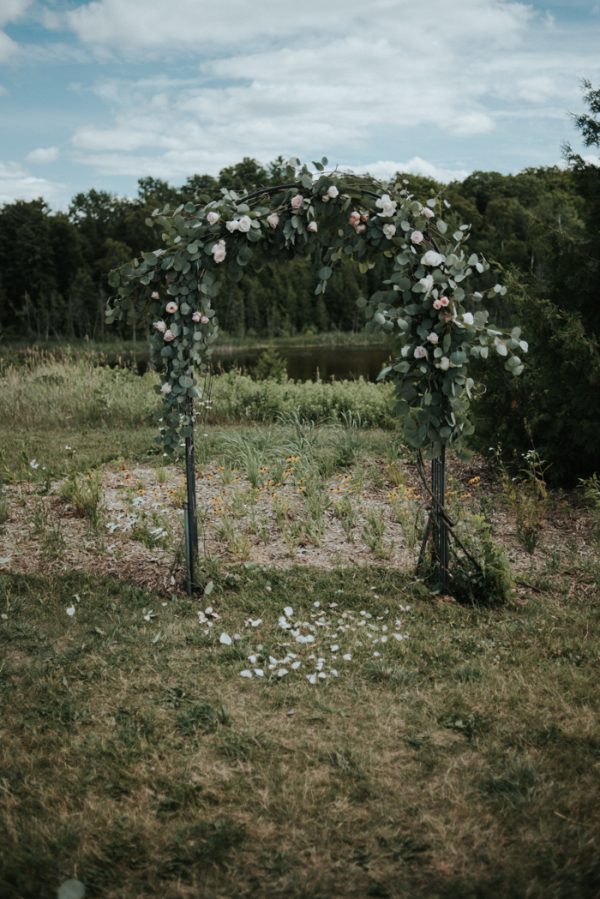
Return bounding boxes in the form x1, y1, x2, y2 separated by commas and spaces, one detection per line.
212, 344, 392, 382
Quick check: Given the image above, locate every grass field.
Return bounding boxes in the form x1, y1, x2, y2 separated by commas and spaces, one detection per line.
1, 357, 599, 898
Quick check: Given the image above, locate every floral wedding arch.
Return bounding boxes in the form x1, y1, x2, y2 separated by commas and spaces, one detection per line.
108, 158, 526, 593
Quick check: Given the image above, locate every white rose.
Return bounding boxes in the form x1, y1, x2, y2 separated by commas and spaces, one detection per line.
307, 221, 318, 232
383, 224, 396, 240
163, 329, 176, 342
238, 215, 252, 233
422, 207, 434, 219
439, 356, 450, 371
161, 382, 172, 395
212, 239, 226, 263
463, 312, 474, 326
411, 230, 424, 244
153, 320, 167, 333
427, 332, 439, 345
266, 213, 280, 228
327, 185, 339, 199
225, 219, 240, 233
421, 250, 444, 267
414, 346, 428, 360
206, 211, 220, 225
419, 275, 434, 293
375, 193, 397, 217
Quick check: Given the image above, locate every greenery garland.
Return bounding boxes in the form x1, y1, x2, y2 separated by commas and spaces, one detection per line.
107, 158, 526, 455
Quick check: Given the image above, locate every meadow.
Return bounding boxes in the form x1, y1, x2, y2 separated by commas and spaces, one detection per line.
1, 356, 599, 898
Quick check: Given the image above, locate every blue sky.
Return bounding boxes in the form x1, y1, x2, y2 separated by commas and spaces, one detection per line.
1, 0, 599, 208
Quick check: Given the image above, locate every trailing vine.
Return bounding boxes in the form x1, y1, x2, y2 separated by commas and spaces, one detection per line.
107, 158, 526, 455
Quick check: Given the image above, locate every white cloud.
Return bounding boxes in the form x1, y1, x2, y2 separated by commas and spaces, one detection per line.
0, 0, 31, 62
345, 157, 471, 184
0, 161, 66, 207
66, 0, 533, 52
26, 146, 60, 164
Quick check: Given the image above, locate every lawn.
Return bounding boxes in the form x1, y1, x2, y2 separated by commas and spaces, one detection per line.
1, 358, 599, 898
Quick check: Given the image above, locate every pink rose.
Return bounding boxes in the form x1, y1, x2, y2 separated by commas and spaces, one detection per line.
307, 221, 318, 233
163, 329, 175, 342
153, 320, 167, 333
200, 314, 209, 324
192, 311, 201, 323
266, 213, 280, 228
411, 231, 424, 244
439, 296, 449, 307
355, 223, 366, 234
151, 291, 160, 300
212, 239, 226, 263
206, 211, 220, 225
165, 301, 178, 314
291, 194, 303, 210
349, 211, 361, 226
426, 332, 439, 345
414, 346, 428, 360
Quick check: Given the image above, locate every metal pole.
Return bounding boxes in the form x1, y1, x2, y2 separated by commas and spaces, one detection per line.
184, 395, 198, 594
431, 446, 449, 591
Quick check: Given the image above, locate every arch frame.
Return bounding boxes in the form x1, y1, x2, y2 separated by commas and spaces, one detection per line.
108, 158, 526, 593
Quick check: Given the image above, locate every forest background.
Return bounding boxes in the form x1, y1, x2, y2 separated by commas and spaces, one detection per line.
1, 89, 599, 485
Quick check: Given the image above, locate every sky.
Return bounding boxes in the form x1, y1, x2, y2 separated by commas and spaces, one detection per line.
1, 0, 599, 209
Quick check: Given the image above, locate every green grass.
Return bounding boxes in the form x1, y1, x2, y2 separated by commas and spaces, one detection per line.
1, 565, 599, 898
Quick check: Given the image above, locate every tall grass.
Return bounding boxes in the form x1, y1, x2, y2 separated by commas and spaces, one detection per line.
0, 359, 396, 431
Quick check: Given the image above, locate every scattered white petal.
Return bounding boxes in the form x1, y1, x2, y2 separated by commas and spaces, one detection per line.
240, 669, 253, 678
393, 633, 408, 641
66, 606, 76, 617
330, 644, 339, 652
307, 674, 318, 685
248, 654, 257, 664
318, 672, 327, 679
330, 669, 339, 677
343, 653, 352, 661
219, 632, 232, 646
284, 606, 294, 618
276, 668, 289, 678
278, 616, 291, 629
373, 651, 381, 657
254, 668, 265, 677
291, 661, 302, 670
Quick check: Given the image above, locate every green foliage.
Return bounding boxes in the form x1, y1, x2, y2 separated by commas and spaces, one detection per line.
253, 347, 288, 382
450, 514, 513, 607
59, 471, 104, 529
107, 160, 523, 455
